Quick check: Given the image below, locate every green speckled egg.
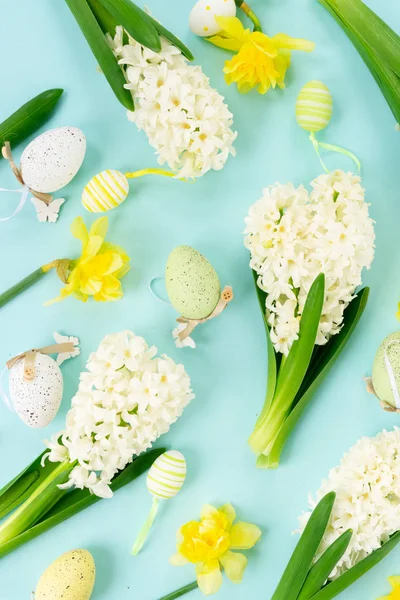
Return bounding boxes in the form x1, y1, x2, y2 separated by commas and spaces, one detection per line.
372, 332, 400, 408
166, 246, 221, 319
35, 549, 95, 600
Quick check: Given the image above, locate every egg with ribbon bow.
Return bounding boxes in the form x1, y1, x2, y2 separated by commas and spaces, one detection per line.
166, 245, 221, 319
189, 0, 236, 37
20, 126, 86, 193
8, 353, 63, 428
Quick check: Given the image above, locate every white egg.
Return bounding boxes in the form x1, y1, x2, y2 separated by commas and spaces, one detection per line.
9, 354, 64, 428
189, 0, 236, 37
20, 126, 86, 193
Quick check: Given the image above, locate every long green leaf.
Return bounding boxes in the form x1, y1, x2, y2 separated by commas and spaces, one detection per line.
0, 448, 164, 559
65, 0, 134, 110
320, 0, 400, 77
0, 451, 57, 520
266, 288, 369, 467
298, 530, 353, 600
146, 14, 194, 61
310, 531, 400, 600
97, 0, 161, 52
87, 0, 120, 36
271, 492, 336, 600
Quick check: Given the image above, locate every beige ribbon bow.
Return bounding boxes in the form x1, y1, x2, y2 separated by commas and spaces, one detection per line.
2, 142, 53, 205
7, 342, 76, 380
177, 285, 234, 342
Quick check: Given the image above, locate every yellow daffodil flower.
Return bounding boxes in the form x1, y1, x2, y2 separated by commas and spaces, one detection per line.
378, 576, 400, 599
207, 17, 315, 94
170, 503, 261, 596
49, 216, 130, 304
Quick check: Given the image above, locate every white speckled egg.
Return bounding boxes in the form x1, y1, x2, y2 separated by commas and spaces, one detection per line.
372, 332, 400, 409
147, 451, 187, 500
9, 353, 63, 428
20, 126, 86, 193
35, 549, 95, 600
166, 245, 221, 319
189, 0, 236, 37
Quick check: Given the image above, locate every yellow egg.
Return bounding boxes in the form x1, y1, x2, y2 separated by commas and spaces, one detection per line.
35, 549, 95, 600
82, 169, 129, 213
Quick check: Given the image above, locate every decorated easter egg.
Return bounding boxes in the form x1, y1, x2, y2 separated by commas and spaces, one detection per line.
296, 81, 333, 133
189, 0, 236, 37
20, 126, 86, 193
9, 353, 63, 428
82, 169, 129, 212
35, 549, 95, 600
372, 332, 400, 409
166, 245, 221, 319
147, 451, 187, 500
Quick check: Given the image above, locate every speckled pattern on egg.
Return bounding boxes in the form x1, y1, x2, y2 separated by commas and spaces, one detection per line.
35, 549, 95, 600
20, 126, 86, 193
9, 353, 63, 428
166, 245, 221, 320
372, 332, 400, 408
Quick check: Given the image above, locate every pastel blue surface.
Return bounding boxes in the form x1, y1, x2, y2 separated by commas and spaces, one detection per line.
0, 1, 399, 599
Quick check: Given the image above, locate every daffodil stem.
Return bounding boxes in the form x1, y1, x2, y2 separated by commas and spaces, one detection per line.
235, 0, 263, 32
157, 581, 198, 600
0, 261, 57, 309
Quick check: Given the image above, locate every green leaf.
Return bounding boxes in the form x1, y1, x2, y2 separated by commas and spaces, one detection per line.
97, 0, 161, 52
65, 0, 134, 110
0, 448, 164, 559
146, 14, 194, 61
271, 492, 336, 600
86, 0, 120, 36
266, 287, 369, 467
310, 531, 400, 600
298, 530, 352, 600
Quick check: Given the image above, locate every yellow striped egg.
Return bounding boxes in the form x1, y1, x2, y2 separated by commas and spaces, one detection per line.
296, 81, 333, 133
82, 169, 129, 213
147, 451, 187, 500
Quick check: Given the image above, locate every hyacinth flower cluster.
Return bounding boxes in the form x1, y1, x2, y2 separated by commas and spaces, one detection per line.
0, 332, 193, 557
245, 170, 375, 468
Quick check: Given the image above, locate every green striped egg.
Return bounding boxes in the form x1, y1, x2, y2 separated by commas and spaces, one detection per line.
82, 169, 129, 213
296, 81, 333, 133
147, 451, 187, 500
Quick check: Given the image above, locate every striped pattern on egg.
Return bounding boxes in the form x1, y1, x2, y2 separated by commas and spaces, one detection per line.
296, 81, 333, 133
147, 451, 187, 500
82, 170, 129, 213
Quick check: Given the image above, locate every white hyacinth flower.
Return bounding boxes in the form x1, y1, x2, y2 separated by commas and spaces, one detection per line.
44, 331, 194, 498
244, 170, 375, 355
109, 27, 237, 178
299, 428, 400, 579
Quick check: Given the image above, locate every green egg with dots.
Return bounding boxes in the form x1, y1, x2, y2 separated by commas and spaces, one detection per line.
166, 245, 221, 319
372, 332, 400, 408
35, 549, 95, 600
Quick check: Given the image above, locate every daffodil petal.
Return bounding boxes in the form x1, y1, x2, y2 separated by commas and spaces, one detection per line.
272, 33, 315, 52
89, 216, 109, 238
200, 504, 219, 520
170, 553, 189, 566
70, 216, 88, 246
389, 576, 400, 588
215, 16, 249, 42
219, 503, 236, 527
80, 235, 104, 263
229, 522, 262, 549
80, 277, 103, 295
206, 35, 243, 52
219, 550, 247, 583
196, 561, 223, 596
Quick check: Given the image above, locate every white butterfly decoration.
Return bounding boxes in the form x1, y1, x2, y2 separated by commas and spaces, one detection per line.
53, 332, 80, 365
31, 197, 65, 223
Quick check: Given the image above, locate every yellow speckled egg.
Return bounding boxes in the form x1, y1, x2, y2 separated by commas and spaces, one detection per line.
82, 169, 129, 212
35, 549, 95, 600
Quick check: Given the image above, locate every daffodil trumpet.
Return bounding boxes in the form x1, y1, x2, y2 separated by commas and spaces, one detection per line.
0, 216, 130, 309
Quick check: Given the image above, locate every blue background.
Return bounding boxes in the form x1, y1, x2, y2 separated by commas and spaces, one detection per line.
0, 0, 399, 598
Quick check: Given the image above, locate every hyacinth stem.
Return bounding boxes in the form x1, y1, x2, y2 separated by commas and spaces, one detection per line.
158, 582, 199, 600
0, 461, 73, 545
0, 260, 58, 309
235, 0, 263, 32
